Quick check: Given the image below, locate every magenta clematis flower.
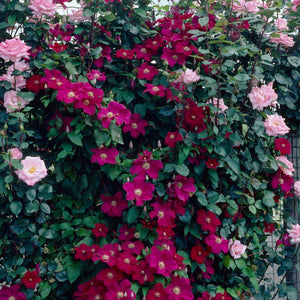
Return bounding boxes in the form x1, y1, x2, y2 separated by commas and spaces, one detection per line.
204, 233, 229, 254
123, 177, 155, 206
130, 150, 163, 179
91, 147, 119, 165
168, 175, 196, 202
97, 101, 131, 128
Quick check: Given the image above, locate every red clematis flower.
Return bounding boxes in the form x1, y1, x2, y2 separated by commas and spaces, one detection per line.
21, 270, 41, 289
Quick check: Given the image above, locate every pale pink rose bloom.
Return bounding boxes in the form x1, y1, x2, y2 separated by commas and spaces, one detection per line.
229, 239, 247, 259
245, 0, 259, 13
1, 62, 29, 90
276, 156, 294, 176
211, 98, 228, 112
9, 148, 23, 160
68, 9, 88, 22
4, 90, 28, 113
287, 224, 300, 244
0, 38, 31, 63
292, 0, 300, 11
7, 62, 30, 74
270, 33, 295, 47
294, 181, 300, 198
28, 0, 57, 19
16, 156, 47, 186
248, 82, 278, 111
232, 0, 246, 13
174, 69, 200, 85
0, 74, 26, 91
264, 114, 290, 137
275, 18, 288, 31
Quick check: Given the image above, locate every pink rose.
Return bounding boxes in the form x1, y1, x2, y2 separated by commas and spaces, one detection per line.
175, 68, 200, 84
16, 156, 47, 186
4, 90, 28, 113
9, 148, 23, 160
276, 156, 294, 176
245, 0, 259, 13
248, 82, 278, 111
264, 114, 290, 137
270, 33, 295, 48
287, 224, 300, 244
211, 98, 228, 112
275, 18, 288, 31
0, 38, 31, 63
229, 239, 247, 259
294, 181, 300, 198
232, 0, 246, 13
28, 0, 57, 19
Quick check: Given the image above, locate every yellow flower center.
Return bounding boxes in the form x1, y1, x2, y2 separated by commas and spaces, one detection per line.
142, 162, 150, 170
173, 287, 181, 295
134, 189, 142, 197
29, 166, 36, 174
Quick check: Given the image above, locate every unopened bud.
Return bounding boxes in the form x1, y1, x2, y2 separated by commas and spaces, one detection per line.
157, 140, 162, 148
129, 141, 133, 149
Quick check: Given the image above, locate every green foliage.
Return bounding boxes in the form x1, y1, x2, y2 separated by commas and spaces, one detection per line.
0, 0, 299, 299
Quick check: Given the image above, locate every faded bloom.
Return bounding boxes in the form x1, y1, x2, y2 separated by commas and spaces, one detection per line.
8, 148, 23, 160
248, 82, 278, 111
270, 33, 295, 47
276, 156, 294, 176
174, 68, 200, 84
28, 0, 57, 19
287, 224, 300, 244
264, 114, 290, 137
275, 18, 288, 30
228, 239, 247, 259
294, 181, 300, 198
16, 156, 47, 186
0, 38, 31, 62
4, 90, 28, 113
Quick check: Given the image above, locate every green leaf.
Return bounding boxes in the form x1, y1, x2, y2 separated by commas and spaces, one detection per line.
198, 16, 209, 27
17, 91, 36, 102
67, 262, 81, 284
196, 191, 208, 206
26, 201, 39, 214
175, 164, 189, 176
38, 184, 53, 200
127, 206, 140, 225
287, 286, 298, 300
207, 203, 222, 215
68, 132, 83, 146
287, 56, 300, 68
227, 158, 240, 174
249, 205, 257, 215
40, 203, 51, 214
134, 8, 146, 18
10, 201, 23, 215
65, 62, 78, 75
83, 217, 96, 228
39, 282, 51, 298
26, 189, 36, 201
208, 169, 219, 188
109, 122, 124, 144
8, 14, 16, 26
